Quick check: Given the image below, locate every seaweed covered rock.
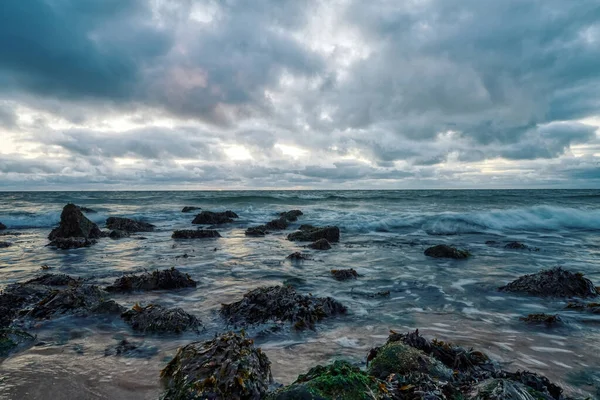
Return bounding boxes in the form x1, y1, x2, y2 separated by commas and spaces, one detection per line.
181, 206, 201, 213
519, 313, 562, 326
280, 210, 303, 222
27, 285, 124, 319
109, 229, 130, 239
245, 226, 268, 236
192, 210, 239, 224
566, 301, 600, 313
499, 267, 598, 298
121, 304, 200, 334
424, 244, 470, 259
0, 328, 35, 357
466, 378, 554, 400
288, 226, 340, 243
105, 268, 196, 293
331, 269, 358, 281
161, 331, 272, 400
172, 229, 221, 239
48, 204, 102, 248
106, 217, 155, 232
309, 238, 332, 250
221, 285, 347, 330
0, 222, 6, 230
265, 217, 289, 230
270, 360, 389, 400
24, 273, 80, 287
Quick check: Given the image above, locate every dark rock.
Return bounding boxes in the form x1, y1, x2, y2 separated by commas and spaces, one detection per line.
245, 226, 268, 236
24, 273, 80, 287
109, 229, 130, 239
48, 204, 102, 242
519, 313, 562, 325
104, 339, 158, 358
0, 241, 11, 248
424, 244, 470, 259
270, 360, 388, 400
0, 283, 52, 328
27, 285, 123, 319
172, 229, 221, 239
499, 267, 599, 298
76, 206, 96, 213
288, 226, 340, 243
331, 268, 358, 281
0, 222, 6, 230
192, 210, 238, 224
105, 268, 196, 293
221, 285, 346, 330
121, 304, 201, 334
504, 241, 528, 250
0, 328, 35, 357
279, 210, 303, 222
352, 290, 391, 299
265, 217, 289, 230
308, 238, 332, 250
287, 252, 310, 261
494, 370, 565, 400
566, 301, 600, 313
161, 331, 272, 400
466, 378, 554, 400
181, 206, 201, 213
106, 217, 155, 232
48, 237, 97, 249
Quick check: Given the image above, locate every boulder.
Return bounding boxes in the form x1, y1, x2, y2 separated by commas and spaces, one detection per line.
279, 210, 303, 222
105, 268, 196, 293
0, 222, 6, 230
121, 304, 200, 334
48, 237, 97, 249
331, 268, 358, 281
519, 313, 561, 326
48, 204, 102, 242
109, 229, 130, 239
245, 226, 268, 236
424, 244, 470, 259
309, 238, 332, 250
265, 217, 289, 230
106, 217, 155, 232
192, 210, 239, 224
172, 229, 221, 239
161, 331, 272, 400
499, 267, 598, 298
221, 285, 346, 330
181, 206, 201, 213
288, 226, 340, 243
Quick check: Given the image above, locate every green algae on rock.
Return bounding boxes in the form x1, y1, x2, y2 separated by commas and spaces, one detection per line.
161, 331, 272, 400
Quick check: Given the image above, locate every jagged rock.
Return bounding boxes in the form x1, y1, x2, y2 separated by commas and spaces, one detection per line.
106, 217, 155, 232
221, 285, 346, 330
424, 244, 470, 259
0, 241, 11, 248
519, 313, 562, 325
105, 268, 196, 293
48, 204, 101, 244
0, 328, 35, 357
77, 206, 96, 213
121, 304, 200, 334
288, 226, 340, 242
0, 222, 6, 230
0, 284, 51, 328
181, 206, 201, 213
504, 241, 528, 250
104, 339, 158, 358
499, 267, 599, 298
192, 210, 239, 224
172, 229, 221, 239
265, 217, 289, 230
109, 229, 130, 239
27, 285, 124, 319
331, 268, 358, 281
287, 252, 310, 261
269, 360, 388, 400
279, 210, 303, 222
245, 226, 268, 236
466, 378, 554, 400
309, 238, 332, 250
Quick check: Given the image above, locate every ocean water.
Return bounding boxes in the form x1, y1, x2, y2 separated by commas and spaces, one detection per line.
1, 190, 600, 399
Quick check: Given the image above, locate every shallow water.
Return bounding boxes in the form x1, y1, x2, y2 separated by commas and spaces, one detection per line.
1, 190, 600, 399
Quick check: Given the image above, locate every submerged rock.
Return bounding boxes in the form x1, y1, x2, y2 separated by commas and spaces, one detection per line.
499, 267, 599, 298
172, 229, 221, 239
24, 273, 80, 287
504, 241, 529, 250
0, 241, 11, 248
27, 285, 124, 319
104, 339, 158, 358
161, 331, 271, 400
48, 204, 102, 248
288, 226, 340, 243
279, 210, 303, 221
245, 226, 268, 236
566, 301, 600, 313
270, 360, 388, 400
0, 222, 6, 230
424, 244, 470, 259
221, 285, 347, 330
181, 206, 201, 213
105, 268, 196, 293
192, 210, 239, 224
109, 229, 130, 239
0, 328, 35, 357
331, 268, 359, 281
121, 304, 200, 334
466, 378, 554, 400
265, 217, 289, 230
106, 217, 155, 232
48, 237, 97, 249
309, 238, 332, 250
519, 313, 562, 326
287, 252, 310, 261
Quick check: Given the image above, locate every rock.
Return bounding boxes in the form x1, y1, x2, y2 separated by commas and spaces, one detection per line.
288, 226, 340, 243
270, 360, 388, 400
104, 339, 158, 358
108, 229, 130, 239
0, 222, 6, 230
161, 331, 272, 400
0, 328, 35, 357
466, 378, 554, 400
0, 283, 52, 328
499, 267, 599, 298
27, 285, 124, 319
221, 285, 347, 330
287, 252, 310, 261
192, 210, 239, 224
105, 268, 196, 293
265, 217, 289, 230
172, 229, 221, 239
24, 273, 80, 287
331, 268, 358, 281
245, 226, 268, 236
48, 237, 97, 249
566, 301, 600, 313
121, 304, 200, 334
48, 204, 102, 242
0, 241, 11, 248
308, 238, 332, 250
279, 210, 303, 222
504, 241, 528, 250
181, 206, 201, 213
76, 206, 96, 213
424, 244, 470, 259
106, 217, 155, 232
519, 313, 562, 325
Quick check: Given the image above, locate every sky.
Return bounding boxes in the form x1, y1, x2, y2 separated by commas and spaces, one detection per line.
1, 0, 600, 190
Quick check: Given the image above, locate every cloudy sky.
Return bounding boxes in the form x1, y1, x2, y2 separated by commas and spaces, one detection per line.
1, 0, 600, 190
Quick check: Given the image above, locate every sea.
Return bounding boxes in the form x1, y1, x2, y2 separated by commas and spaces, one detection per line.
0, 190, 599, 399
